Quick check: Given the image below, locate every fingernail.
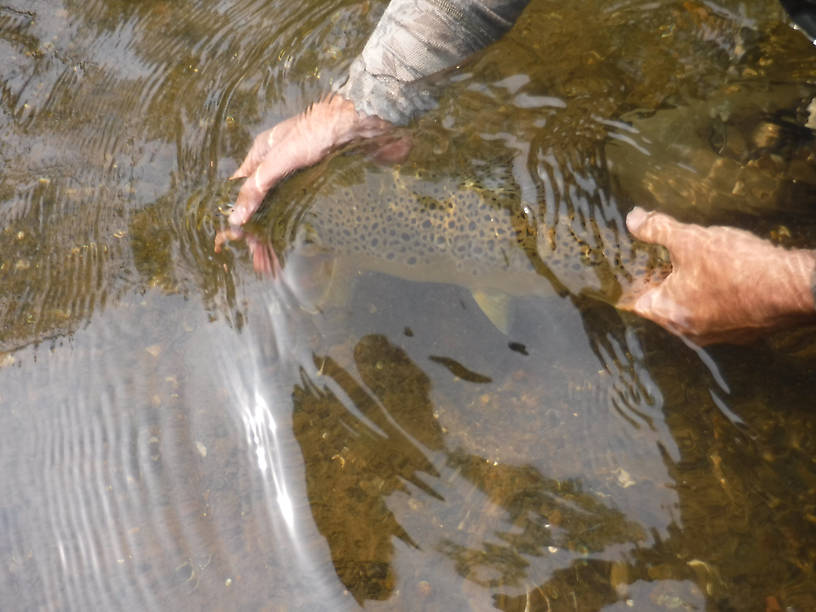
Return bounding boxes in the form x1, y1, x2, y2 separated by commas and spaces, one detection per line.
627, 207, 647, 231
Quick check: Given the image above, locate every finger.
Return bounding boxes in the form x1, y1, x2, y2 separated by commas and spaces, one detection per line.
230, 167, 249, 181
229, 156, 283, 225
230, 124, 282, 180
230, 143, 260, 180
252, 244, 273, 276
626, 207, 690, 252
231, 141, 268, 180
214, 226, 244, 253
229, 180, 263, 226
230, 138, 267, 180
247, 236, 281, 278
630, 283, 695, 338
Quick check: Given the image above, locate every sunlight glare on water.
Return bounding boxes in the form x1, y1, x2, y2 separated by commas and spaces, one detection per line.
245, 386, 295, 527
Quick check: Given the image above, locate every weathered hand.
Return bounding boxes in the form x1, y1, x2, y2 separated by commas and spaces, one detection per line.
622, 206, 816, 345
214, 226, 280, 277
227, 94, 395, 226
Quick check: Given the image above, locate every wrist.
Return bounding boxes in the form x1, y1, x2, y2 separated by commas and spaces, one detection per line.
765, 247, 816, 319
309, 94, 393, 157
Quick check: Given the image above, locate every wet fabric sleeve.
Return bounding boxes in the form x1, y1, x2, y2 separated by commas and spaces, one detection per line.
336, 0, 531, 125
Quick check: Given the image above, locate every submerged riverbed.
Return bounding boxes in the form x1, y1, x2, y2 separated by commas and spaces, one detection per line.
2, 0, 816, 609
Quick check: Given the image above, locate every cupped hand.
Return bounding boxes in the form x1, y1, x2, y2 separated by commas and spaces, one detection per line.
226, 94, 395, 227
621, 207, 816, 345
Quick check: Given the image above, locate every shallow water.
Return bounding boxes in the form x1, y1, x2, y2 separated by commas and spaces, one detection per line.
2, 0, 816, 610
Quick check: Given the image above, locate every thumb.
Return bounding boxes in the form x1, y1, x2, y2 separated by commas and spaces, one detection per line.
626, 207, 686, 250
629, 281, 691, 337
630, 286, 661, 318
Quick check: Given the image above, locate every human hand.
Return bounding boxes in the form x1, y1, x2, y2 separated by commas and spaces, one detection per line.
214, 226, 280, 277
621, 207, 816, 345
225, 94, 396, 227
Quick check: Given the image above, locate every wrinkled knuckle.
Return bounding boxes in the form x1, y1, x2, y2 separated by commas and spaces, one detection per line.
648, 214, 671, 232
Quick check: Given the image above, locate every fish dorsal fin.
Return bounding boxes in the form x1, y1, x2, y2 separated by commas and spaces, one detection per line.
471, 289, 512, 335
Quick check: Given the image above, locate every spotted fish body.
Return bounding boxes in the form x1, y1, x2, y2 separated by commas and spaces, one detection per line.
286, 168, 670, 318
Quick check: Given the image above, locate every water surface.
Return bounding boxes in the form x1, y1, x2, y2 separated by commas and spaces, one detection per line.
2, 0, 816, 610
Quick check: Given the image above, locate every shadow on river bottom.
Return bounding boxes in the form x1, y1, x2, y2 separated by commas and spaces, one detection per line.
2, 0, 816, 609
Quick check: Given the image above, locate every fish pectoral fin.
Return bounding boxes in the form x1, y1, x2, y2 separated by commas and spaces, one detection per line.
471, 289, 513, 335
317, 257, 357, 311
284, 252, 353, 313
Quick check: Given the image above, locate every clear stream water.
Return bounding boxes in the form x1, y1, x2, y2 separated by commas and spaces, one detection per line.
2, 0, 816, 609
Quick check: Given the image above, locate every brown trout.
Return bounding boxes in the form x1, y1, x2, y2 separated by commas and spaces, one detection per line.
277, 167, 671, 331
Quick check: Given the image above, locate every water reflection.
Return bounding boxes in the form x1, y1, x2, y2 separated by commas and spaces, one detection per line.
292, 332, 653, 607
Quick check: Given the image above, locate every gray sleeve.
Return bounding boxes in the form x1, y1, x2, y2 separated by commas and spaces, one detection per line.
336, 0, 530, 124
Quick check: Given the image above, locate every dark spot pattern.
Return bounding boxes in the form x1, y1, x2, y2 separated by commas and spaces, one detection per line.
299, 170, 671, 294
